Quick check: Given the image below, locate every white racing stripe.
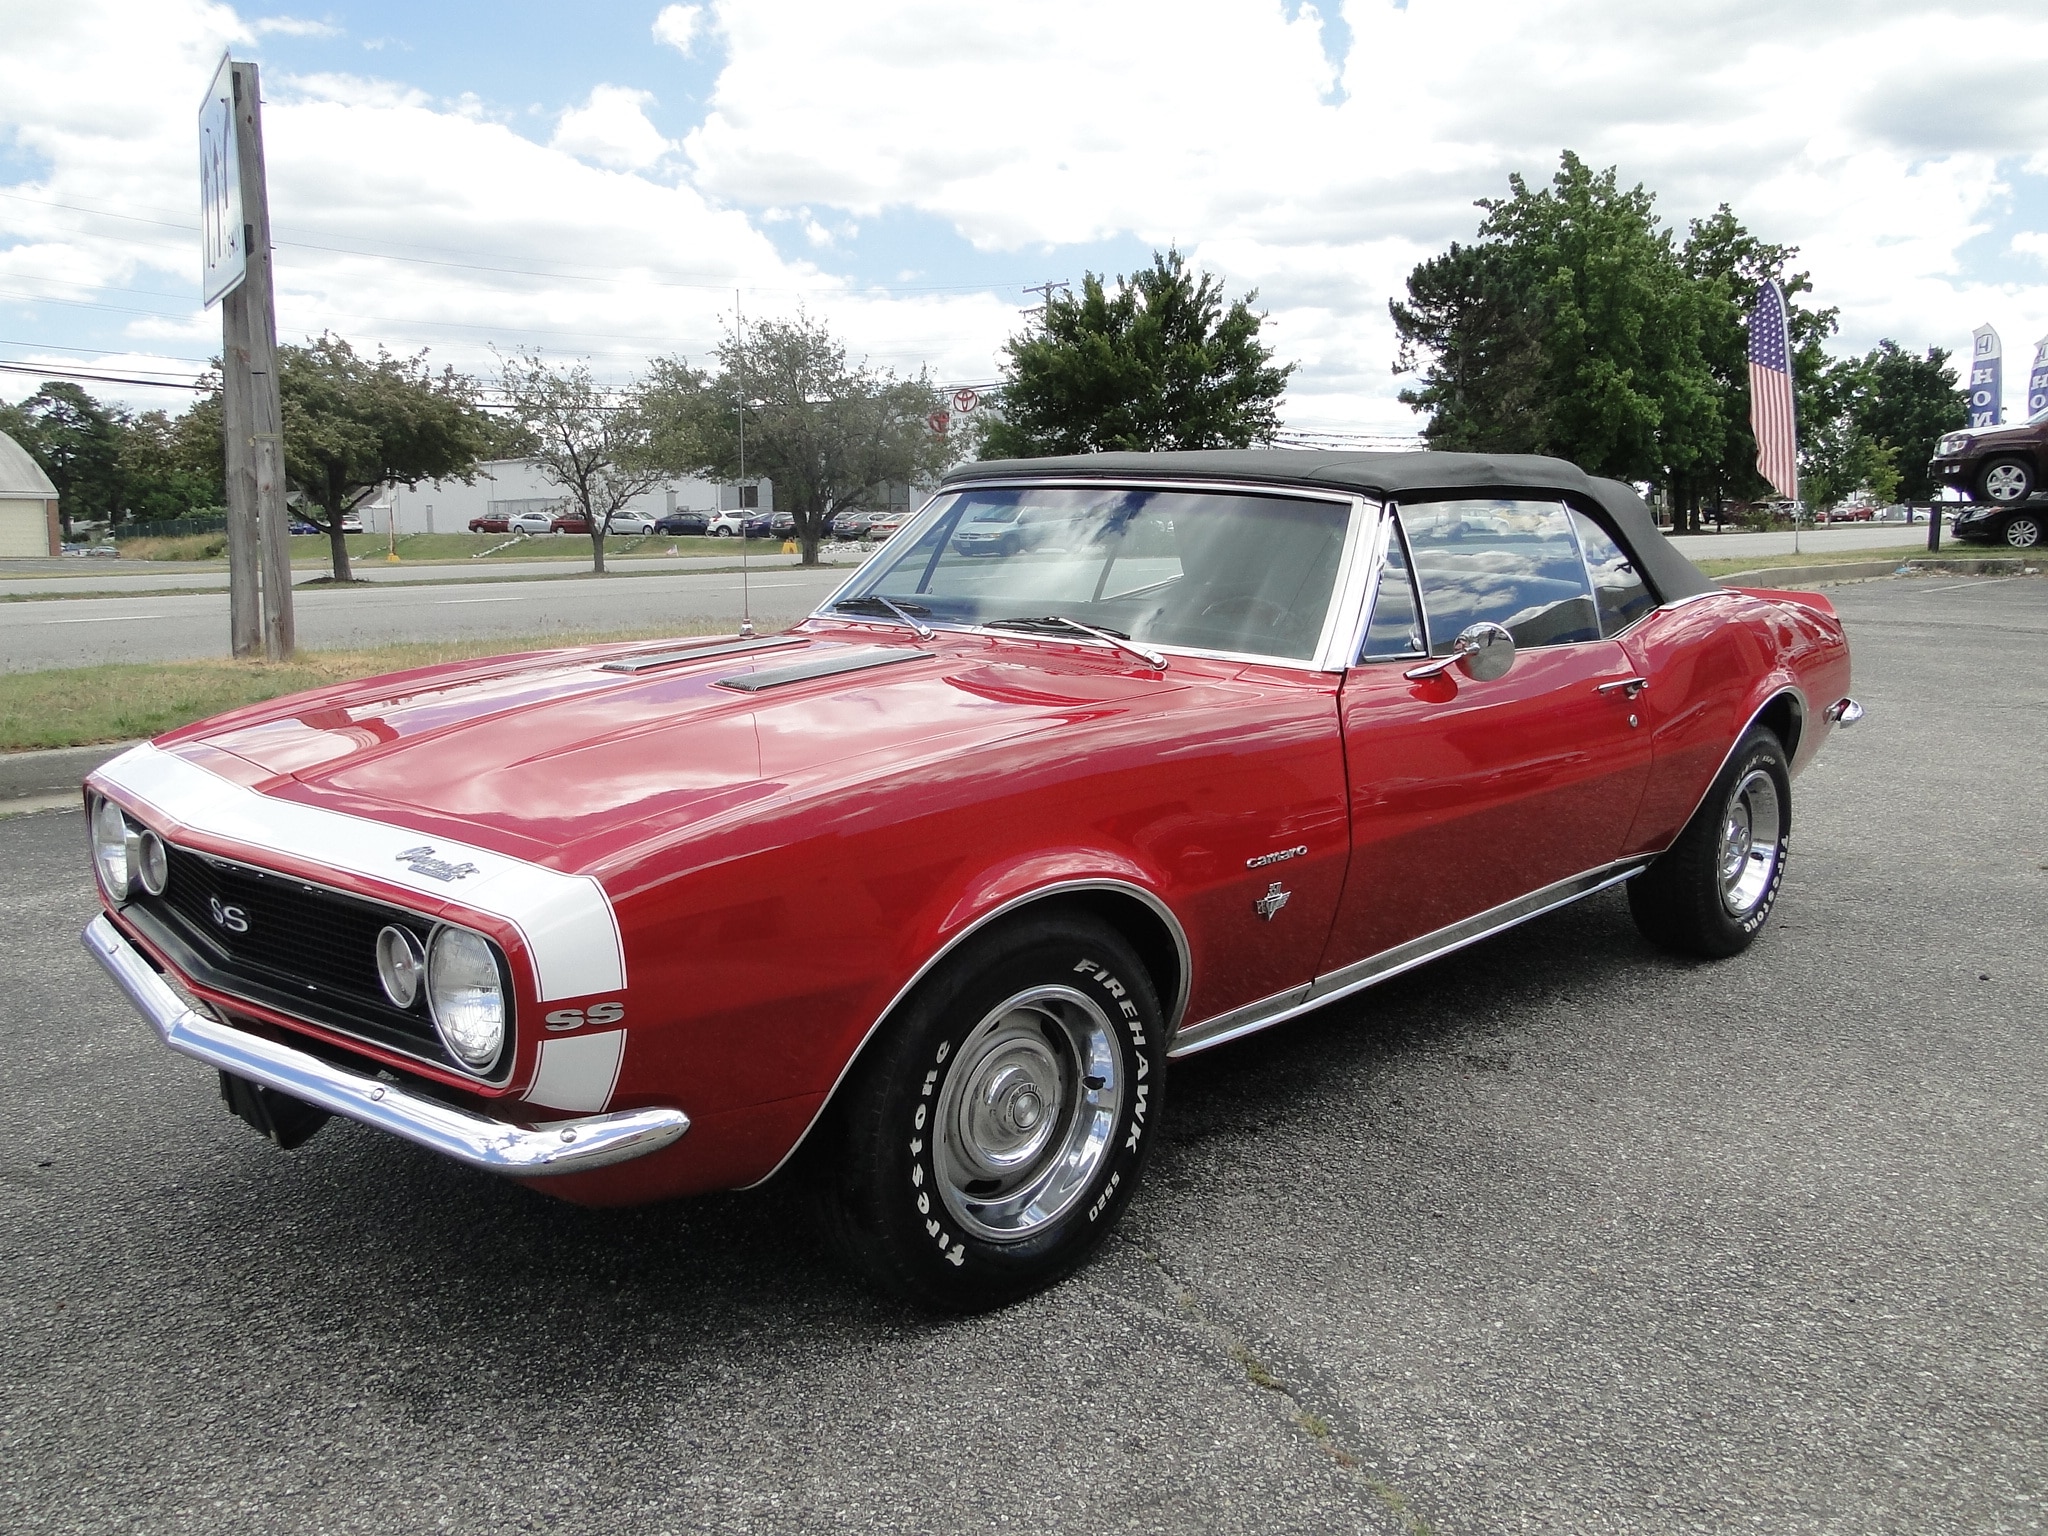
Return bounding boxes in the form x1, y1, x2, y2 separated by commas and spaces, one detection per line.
525, 1030, 627, 1113
93, 743, 626, 1002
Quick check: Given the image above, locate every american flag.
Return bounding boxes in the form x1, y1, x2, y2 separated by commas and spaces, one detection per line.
1748, 281, 1798, 500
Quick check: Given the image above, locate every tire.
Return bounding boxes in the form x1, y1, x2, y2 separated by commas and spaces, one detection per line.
2003, 513, 2042, 549
1629, 726, 1791, 959
815, 910, 1167, 1311
1977, 458, 2035, 505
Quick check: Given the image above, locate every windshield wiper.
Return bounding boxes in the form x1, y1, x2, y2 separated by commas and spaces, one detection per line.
985, 614, 1167, 670
834, 594, 936, 639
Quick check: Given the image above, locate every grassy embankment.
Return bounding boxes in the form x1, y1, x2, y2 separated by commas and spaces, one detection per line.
0, 622, 736, 752
116, 531, 744, 563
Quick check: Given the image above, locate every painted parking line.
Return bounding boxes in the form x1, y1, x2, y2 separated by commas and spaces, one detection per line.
1916, 576, 2028, 594
436, 596, 528, 605
42, 613, 169, 624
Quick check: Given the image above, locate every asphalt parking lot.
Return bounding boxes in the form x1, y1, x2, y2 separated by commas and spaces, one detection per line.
2, 574, 2042, 1535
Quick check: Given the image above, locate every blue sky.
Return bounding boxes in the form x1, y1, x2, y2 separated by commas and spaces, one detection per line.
3, 0, 2046, 429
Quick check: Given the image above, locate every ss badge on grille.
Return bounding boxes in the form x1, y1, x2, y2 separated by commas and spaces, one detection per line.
208, 896, 249, 933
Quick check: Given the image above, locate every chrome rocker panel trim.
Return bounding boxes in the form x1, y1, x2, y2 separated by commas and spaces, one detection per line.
1169, 857, 1651, 1057
83, 914, 689, 1177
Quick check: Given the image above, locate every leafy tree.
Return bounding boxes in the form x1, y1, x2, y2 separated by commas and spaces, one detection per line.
118, 405, 224, 523
1390, 241, 1551, 453
499, 352, 665, 575
280, 334, 494, 581
4, 381, 126, 534
983, 247, 1293, 457
1845, 340, 1965, 502
646, 313, 952, 566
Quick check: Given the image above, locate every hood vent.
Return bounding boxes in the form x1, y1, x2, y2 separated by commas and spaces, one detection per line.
600, 634, 808, 674
716, 647, 931, 693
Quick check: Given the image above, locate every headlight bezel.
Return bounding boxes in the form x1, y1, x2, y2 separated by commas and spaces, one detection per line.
91, 795, 135, 899
426, 923, 511, 1074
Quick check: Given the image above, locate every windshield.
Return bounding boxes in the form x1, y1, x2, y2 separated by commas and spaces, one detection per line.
831, 485, 1354, 661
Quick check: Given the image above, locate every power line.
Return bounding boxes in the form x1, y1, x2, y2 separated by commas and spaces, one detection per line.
0, 359, 206, 390
1020, 279, 1070, 330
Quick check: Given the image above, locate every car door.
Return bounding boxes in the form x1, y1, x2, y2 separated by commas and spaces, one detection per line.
1317, 497, 1656, 972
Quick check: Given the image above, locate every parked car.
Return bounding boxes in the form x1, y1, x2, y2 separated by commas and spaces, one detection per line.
655, 510, 710, 536
549, 512, 593, 535
1813, 504, 1873, 523
289, 519, 321, 536
1930, 406, 2047, 514
604, 511, 658, 536
708, 511, 773, 538
81, 449, 1858, 1312
468, 514, 511, 534
770, 512, 797, 539
827, 510, 876, 540
507, 510, 556, 535
1949, 501, 2044, 548
864, 513, 909, 541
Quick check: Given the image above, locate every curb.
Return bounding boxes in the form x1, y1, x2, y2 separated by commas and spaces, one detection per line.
0, 741, 141, 803
1719, 557, 2041, 589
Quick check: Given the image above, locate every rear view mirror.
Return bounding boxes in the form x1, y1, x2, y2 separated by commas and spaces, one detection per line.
1404, 621, 1517, 683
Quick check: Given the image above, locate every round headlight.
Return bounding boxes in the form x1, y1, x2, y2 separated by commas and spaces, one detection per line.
91, 797, 133, 898
427, 926, 505, 1070
136, 830, 168, 896
375, 925, 427, 1009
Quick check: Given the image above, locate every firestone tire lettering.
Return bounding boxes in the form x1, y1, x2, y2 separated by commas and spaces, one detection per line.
812, 910, 1169, 1312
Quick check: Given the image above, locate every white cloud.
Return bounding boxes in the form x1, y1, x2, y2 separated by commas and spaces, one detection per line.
2015, 233, 2048, 265
550, 84, 672, 171
652, 4, 705, 56
252, 15, 340, 37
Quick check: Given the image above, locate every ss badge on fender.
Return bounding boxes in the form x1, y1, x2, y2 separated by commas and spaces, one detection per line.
543, 1001, 624, 1030
1253, 882, 1291, 921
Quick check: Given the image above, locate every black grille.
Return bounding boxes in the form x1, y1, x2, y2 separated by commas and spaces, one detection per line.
124, 842, 512, 1080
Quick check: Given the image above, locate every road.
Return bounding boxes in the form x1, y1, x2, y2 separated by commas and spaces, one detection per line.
1, 574, 2041, 1535
0, 565, 855, 671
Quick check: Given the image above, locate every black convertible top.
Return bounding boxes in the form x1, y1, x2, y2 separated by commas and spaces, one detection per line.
943, 449, 1716, 602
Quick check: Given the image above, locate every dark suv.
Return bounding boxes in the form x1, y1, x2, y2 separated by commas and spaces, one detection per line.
1931, 407, 2047, 548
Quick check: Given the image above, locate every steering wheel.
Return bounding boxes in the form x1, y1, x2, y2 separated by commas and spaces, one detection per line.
1199, 594, 1291, 631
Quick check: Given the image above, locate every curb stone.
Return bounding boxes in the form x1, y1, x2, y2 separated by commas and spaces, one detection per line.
1719, 557, 2039, 589
0, 741, 141, 803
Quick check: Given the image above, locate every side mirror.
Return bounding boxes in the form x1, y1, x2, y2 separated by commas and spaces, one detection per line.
1404, 621, 1517, 683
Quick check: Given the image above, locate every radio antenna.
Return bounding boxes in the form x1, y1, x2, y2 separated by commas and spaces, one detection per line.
735, 289, 753, 638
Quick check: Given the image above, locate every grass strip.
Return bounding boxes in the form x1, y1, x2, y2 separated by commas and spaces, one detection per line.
0, 622, 738, 752
1687, 544, 1977, 577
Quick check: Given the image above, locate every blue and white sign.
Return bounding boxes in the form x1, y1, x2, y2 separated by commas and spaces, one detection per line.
199, 53, 244, 308
1967, 324, 2002, 428
2028, 334, 2048, 420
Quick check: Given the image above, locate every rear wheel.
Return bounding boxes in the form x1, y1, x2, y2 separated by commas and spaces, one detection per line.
2003, 513, 2042, 549
1629, 727, 1792, 958
815, 911, 1166, 1311
1978, 458, 2035, 504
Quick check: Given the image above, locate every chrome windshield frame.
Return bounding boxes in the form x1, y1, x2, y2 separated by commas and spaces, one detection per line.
812, 477, 1378, 675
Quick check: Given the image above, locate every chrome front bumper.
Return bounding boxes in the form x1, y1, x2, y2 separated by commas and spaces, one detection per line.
82, 914, 689, 1177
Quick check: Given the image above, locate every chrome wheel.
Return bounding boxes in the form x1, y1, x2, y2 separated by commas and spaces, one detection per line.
933, 985, 1121, 1244
1981, 462, 2032, 503
2005, 516, 2041, 549
1718, 768, 1782, 917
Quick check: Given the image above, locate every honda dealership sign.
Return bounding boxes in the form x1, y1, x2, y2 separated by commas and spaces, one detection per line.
1967, 324, 2002, 428
199, 52, 245, 308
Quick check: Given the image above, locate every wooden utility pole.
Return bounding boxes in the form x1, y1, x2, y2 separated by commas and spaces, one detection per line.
216, 60, 293, 659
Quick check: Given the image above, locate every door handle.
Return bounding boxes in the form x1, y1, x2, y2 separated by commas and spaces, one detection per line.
1596, 676, 1650, 698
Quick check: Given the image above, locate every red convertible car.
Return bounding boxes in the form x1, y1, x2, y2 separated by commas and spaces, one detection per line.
82, 451, 1859, 1309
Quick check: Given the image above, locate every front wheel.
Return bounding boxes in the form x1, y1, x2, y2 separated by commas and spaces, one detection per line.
2003, 513, 2042, 549
816, 911, 1167, 1311
1978, 458, 2035, 505
1629, 727, 1792, 958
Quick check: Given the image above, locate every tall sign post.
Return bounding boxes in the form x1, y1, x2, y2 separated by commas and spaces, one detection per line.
1967, 324, 2003, 429
200, 54, 292, 659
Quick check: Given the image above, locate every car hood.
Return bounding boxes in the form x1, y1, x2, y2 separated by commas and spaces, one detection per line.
158, 630, 1190, 873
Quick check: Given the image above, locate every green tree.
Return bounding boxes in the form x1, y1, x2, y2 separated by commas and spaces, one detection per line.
646, 313, 952, 566
1845, 340, 1965, 502
499, 352, 665, 575
4, 381, 126, 534
1390, 241, 1551, 453
983, 247, 1293, 457
280, 334, 494, 581
118, 404, 224, 523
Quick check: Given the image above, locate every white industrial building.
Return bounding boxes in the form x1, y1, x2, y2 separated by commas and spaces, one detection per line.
0, 430, 60, 557
354, 458, 771, 535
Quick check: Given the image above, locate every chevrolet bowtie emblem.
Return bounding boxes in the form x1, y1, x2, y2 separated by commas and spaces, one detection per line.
395, 846, 479, 882
1254, 881, 1291, 921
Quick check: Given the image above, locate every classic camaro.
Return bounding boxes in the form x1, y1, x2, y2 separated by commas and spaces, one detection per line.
82, 450, 1859, 1309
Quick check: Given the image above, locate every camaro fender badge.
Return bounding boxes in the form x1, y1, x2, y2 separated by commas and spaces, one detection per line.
394, 845, 480, 883
543, 1002, 624, 1031
1246, 844, 1308, 870
1254, 882, 1292, 921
